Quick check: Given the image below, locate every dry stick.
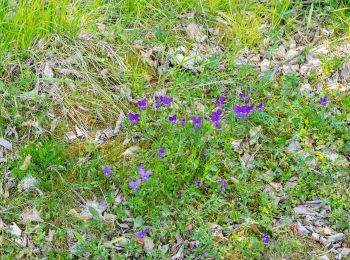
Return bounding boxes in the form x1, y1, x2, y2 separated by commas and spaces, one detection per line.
269, 17, 325, 80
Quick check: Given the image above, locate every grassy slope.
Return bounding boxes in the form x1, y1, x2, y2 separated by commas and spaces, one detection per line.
0, 0, 350, 258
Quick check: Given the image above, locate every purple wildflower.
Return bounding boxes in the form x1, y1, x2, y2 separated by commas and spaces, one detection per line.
220, 180, 227, 189
195, 180, 201, 188
137, 98, 147, 110
162, 96, 173, 106
155, 96, 162, 109
138, 165, 152, 182
155, 148, 165, 158
191, 116, 203, 129
319, 95, 327, 107
180, 118, 186, 126
215, 96, 226, 108
262, 233, 270, 244
119, 194, 125, 201
233, 104, 254, 118
257, 102, 263, 111
211, 109, 222, 130
136, 227, 152, 239
128, 113, 140, 125
169, 114, 177, 124
129, 179, 141, 192
101, 165, 111, 178
211, 109, 222, 122
239, 93, 250, 102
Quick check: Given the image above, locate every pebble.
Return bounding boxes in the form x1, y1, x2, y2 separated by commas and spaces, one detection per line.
297, 224, 310, 235
323, 227, 332, 235
311, 233, 320, 241
340, 248, 350, 256
327, 233, 345, 243
286, 48, 299, 60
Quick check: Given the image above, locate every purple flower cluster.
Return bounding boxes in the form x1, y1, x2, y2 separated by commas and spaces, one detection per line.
128, 113, 140, 125
138, 165, 152, 182
215, 96, 226, 108
233, 104, 254, 118
239, 93, 251, 102
320, 95, 327, 107
191, 116, 203, 129
155, 95, 173, 109
136, 227, 152, 239
155, 148, 165, 158
211, 109, 222, 131
195, 179, 228, 190
220, 180, 227, 189
137, 98, 147, 110
180, 118, 186, 126
262, 233, 270, 244
128, 179, 141, 192
169, 114, 177, 124
128, 165, 152, 192
101, 165, 111, 178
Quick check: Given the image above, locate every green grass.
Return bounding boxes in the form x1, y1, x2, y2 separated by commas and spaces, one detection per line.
1, 0, 350, 258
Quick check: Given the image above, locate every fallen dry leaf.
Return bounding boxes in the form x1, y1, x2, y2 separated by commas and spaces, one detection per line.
20, 208, 43, 224
68, 209, 93, 220
0, 138, 12, 150
251, 224, 262, 235
269, 182, 282, 191
7, 223, 21, 237
19, 155, 31, 171
290, 224, 301, 237
186, 23, 207, 43
121, 146, 140, 156
143, 237, 155, 251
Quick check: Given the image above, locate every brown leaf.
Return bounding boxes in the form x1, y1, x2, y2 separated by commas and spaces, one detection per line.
269, 182, 282, 191
20, 208, 43, 224
290, 224, 300, 237
67, 209, 93, 220
251, 224, 262, 235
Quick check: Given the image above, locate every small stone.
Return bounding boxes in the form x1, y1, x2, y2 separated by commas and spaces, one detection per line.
323, 227, 332, 235
299, 65, 311, 75
276, 45, 286, 59
231, 140, 242, 150
340, 248, 350, 256
186, 23, 207, 43
250, 55, 260, 63
300, 83, 313, 95
340, 62, 350, 81
287, 140, 301, 153
103, 128, 115, 139
311, 233, 320, 241
286, 48, 298, 60
0, 138, 12, 150
297, 224, 310, 235
320, 237, 328, 246
65, 131, 77, 142
259, 59, 270, 72
327, 233, 345, 243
